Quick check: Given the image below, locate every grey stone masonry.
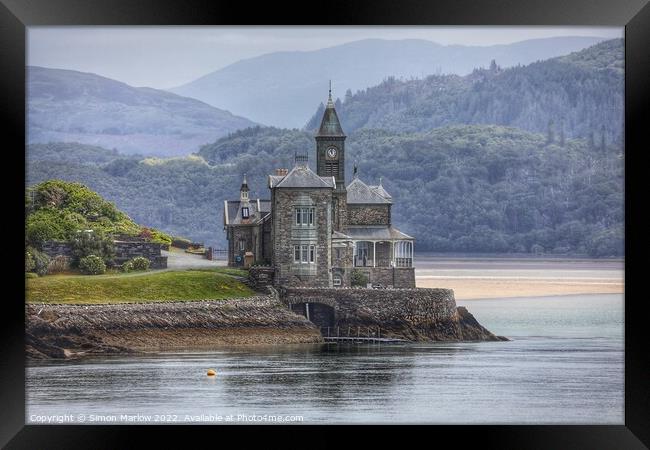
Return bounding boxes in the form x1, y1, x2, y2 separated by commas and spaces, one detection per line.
113, 241, 167, 269
249, 266, 276, 290
41, 240, 167, 269
280, 287, 466, 341
347, 204, 391, 226
271, 188, 333, 288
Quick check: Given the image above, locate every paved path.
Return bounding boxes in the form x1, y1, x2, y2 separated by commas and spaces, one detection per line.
162, 249, 227, 270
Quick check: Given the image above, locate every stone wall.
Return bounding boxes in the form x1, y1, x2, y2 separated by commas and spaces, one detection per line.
113, 241, 167, 269
41, 241, 74, 258
281, 287, 457, 340
349, 267, 415, 288
41, 240, 167, 269
280, 287, 501, 342
249, 266, 275, 290
347, 204, 391, 226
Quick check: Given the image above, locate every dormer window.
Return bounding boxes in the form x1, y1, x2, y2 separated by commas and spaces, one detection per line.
242, 207, 249, 219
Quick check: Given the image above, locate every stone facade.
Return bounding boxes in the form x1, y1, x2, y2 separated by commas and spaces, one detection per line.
271, 187, 332, 287
347, 204, 391, 226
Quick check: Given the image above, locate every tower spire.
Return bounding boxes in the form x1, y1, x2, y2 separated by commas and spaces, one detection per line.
326, 80, 335, 109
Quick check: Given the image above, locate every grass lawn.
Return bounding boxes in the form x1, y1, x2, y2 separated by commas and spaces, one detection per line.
26, 267, 255, 304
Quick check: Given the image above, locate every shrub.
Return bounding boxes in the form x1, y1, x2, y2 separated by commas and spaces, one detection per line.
139, 227, 153, 241
79, 255, 106, 275
47, 255, 71, 274
26, 272, 39, 279
120, 260, 134, 273
351, 269, 369, 287
71, 230, 115, 266
26, 246, 50, 276
25, 249, 36, 272
130, 256, 150, 271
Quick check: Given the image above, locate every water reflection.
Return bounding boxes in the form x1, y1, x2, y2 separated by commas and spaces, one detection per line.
26, 294, 624, 424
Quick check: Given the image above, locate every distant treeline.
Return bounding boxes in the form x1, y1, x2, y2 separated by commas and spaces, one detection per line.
28, 122, 624, 257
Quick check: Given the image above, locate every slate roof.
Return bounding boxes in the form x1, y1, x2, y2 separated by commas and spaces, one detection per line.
368, 183, 392, 200
316, 94, 345, 137
345, 226, 414, 241
224, 199, 271, 226
269, 165, 335, 189
346, 177, 392, 204
332, 230, 352, 240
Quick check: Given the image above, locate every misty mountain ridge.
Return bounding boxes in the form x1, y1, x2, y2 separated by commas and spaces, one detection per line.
170, 36, 609, 128
304, 39, 624, 143
28, 66, 257, 156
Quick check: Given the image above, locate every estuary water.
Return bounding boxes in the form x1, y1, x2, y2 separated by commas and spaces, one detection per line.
26, 293, 623, 424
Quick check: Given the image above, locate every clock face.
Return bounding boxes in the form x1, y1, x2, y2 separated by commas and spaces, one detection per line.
327, 147, 337, 158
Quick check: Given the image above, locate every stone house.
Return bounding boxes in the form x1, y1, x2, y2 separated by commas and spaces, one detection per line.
223, 90, 415, 288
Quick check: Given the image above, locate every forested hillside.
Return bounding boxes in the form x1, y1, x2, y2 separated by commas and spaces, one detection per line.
305, 39, 623, 145
170, 36, 605, 128
27, 124, 624, 256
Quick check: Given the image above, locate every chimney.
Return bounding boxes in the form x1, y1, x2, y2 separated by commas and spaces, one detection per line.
294, 152, 308, 168
275, 168, 288, 176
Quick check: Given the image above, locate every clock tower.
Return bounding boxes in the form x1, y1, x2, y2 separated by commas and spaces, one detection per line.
316, 84, 347, 231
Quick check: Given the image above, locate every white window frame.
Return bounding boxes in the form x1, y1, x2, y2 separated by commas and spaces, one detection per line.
295, 207, 315, 226
294, 244, 316, 264
242, 207, 249, 218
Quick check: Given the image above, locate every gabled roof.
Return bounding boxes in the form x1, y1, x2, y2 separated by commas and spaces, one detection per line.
369, 183, 392, 200
346, 177, 392, 204
224, 199, 271, 226
316, 93, 345, 137
269, 165, 335, 189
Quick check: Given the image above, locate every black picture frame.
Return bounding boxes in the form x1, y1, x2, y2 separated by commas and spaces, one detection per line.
1, 0, 648, 448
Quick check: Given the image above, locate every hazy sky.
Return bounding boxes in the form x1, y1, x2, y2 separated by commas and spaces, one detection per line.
27, 26, 623, 89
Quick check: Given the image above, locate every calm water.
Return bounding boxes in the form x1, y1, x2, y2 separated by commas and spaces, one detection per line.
26, 293, 623, 424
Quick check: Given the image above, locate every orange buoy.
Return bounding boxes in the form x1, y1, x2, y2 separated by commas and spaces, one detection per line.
207, 368, 217, 376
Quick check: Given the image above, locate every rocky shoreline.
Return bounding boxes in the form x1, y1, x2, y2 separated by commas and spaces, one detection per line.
26, 291, 506, 359
26, 294, 322, 359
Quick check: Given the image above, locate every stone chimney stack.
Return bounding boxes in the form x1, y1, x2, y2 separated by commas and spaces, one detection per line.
275, 168, 289, 176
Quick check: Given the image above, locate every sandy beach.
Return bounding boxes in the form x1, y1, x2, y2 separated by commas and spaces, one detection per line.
414, 257, 624, 300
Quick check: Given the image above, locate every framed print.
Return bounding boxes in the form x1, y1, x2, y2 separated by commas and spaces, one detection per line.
1, 0, 648, 448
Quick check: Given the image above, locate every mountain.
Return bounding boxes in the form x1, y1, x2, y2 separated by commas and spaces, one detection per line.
28, 66, 257, 156
169, 36, 608, 128
305, 39, 624, 144
27, 125, 624, 257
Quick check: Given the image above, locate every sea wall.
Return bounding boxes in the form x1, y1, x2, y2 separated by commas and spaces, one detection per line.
281, 287, 503, 342
26, 294, 322, 359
